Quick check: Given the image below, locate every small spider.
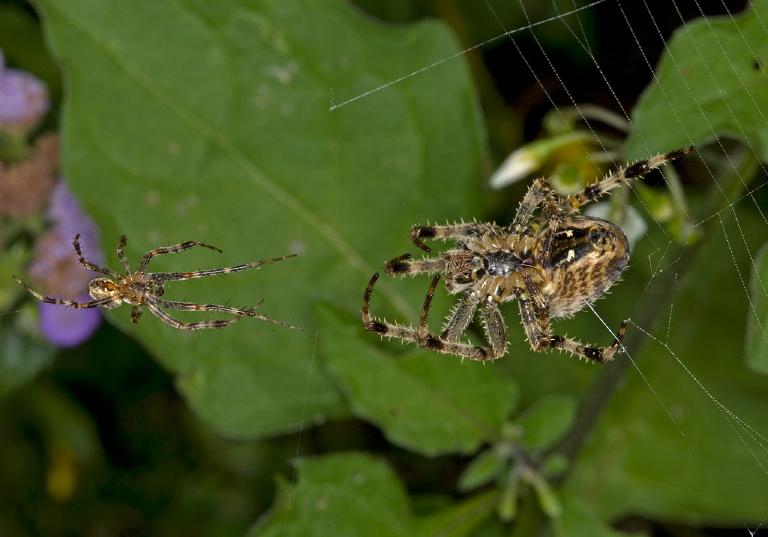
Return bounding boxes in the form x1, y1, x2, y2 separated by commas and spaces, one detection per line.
13, 234, 302, 331
363, 147, 694, 363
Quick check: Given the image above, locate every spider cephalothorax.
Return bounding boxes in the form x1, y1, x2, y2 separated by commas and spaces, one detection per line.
363, 147, 693, 363
14, 234, 301, 331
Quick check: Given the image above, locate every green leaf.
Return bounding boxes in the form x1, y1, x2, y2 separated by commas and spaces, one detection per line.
458, 448, 506, 492
412, 489, 497, 537
516, 394, 576, 452
252, 452, 496, 537
318, 305, 518, 456
554, 495, 647, 537
34, 0, 485, 437
746, 241, 768, 373
250, 453, 411, 537
626, 0, 768, 158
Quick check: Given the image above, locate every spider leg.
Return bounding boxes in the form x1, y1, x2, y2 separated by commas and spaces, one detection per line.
516, 284, 552, 351
153, 298, 302, 330
116, 235, 131, 273
548, 321, 627, 363
131, 304, 143, 323
362, 273, 502, 361
149, 254, 297, 282
13, 276, 117, 309
479, 299, 507, 358
560, 146, 694, 213
408, 222, 502, 252
137, 239, 224, 273
362, 273, 412, 335
507, 177, 561, 267
509, 177, 559, 230
363, 273, 436, 348
73, 234, 123, 279
514, 270, 556, 352
418, 276, 502, 361
146, 302, 256, 330
440, 292, 478, 342
384, 253, 446, 275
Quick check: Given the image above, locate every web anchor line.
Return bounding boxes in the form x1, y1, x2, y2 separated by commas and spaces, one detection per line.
328, 0, 609, 111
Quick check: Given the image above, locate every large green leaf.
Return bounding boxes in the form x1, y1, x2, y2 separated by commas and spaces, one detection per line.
34, 0, 485, 437
251, 453, 412, 537
626, 0, 768, 158
250, 452, 495, 537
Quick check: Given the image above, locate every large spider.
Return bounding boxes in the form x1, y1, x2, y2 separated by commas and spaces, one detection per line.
363, 147, 693, 363
13, 234, 302, 331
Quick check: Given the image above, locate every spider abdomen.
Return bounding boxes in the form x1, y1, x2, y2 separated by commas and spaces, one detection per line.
545, 216, 629, 318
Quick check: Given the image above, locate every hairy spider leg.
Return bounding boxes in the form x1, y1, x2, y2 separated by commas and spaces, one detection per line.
115, 235, 131, 273
152, 298, 303, 330
561, 146, 695, 213
507, 177, 561, 268
12, 276, 116, 310
73, 234, 122, 279
478, 299, 507, 358
149, 254, 298, 283
145, 303, 257, 330
362, 273, 421, 340
548, 320, 627, 363
408, 222, 502, 252
508, 177, 560, 229
384, 253, 448, 275
421, 277, 507, 358
440, 292, 479, 342
362, 273, 503, 361
135, 237, 223, 273
418, 275, 506, 360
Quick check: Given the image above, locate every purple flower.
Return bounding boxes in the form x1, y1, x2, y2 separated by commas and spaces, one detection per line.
38, 294, 104, 348
29, 180, 104, 347
0, 49, 49, 134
